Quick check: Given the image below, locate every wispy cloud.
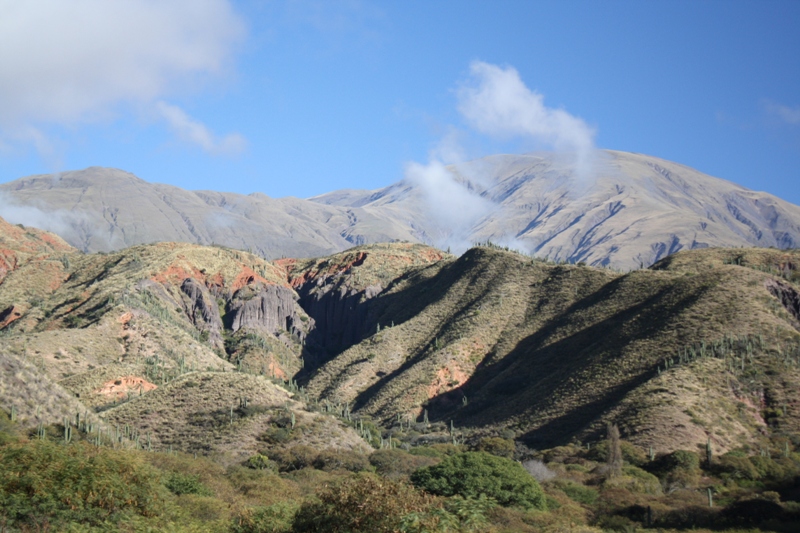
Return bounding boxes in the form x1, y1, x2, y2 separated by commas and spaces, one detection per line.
405, 159, 494, 252
0, 0, 245, 158
763, 100, 800, 125
457, 61, 597, 176
156, 101, 246, 155
405, 60, 598, 253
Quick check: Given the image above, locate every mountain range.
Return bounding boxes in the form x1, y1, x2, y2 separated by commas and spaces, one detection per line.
2, 150, 799, 270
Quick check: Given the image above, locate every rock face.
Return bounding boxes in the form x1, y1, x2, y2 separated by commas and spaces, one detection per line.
228, 284, 313, 344
297, 282, 381, 367
3, 151, 800, 269
766, 278, 800, 323
180, 278, 224, 349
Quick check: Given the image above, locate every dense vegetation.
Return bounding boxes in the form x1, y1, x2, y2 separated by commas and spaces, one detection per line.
1, 410, 799, 533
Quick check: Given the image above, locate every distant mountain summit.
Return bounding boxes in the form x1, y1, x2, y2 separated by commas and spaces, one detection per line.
2, 150, 799, 268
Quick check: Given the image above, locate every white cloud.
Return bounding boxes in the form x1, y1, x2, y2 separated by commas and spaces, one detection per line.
457, 61, 597, 176
763, 101, 800, 125
405, 159, 494, 253
405, 61, 603, 253
156, 101, 246, 155
0, 0, 245, 155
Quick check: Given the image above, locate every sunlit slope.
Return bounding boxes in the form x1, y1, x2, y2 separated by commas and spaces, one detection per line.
3, 151, 800, 269
0, 167, 418, 257
316, 151, 800, 269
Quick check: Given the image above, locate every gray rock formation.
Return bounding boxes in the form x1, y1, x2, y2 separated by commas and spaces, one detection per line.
180, 278, 224, 349
228, 284, 313, 345
296, 281, 383, 367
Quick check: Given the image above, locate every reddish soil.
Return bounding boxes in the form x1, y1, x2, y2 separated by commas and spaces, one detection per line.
93, 376, 157, 400
150, 264, 207, 285
231, 265, 273, 291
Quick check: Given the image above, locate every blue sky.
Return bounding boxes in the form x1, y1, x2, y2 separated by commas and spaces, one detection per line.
1, 0, 799, 204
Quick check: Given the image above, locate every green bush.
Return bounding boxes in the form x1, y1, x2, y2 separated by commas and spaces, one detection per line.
244, 454, 278, 471
408, 446, 445, 459
369, 449, 438, 479
293, 472, 433, 533
715, 454, 760, 481
658, 450, 700, 471
410, 451, 546, 510
165, 472, 213, 496
475, 437, 515, 458
588, 440, 647, 467
400, 495, 496, 533
313, 449, 371, 472
750, 455, 786, 480
0, 440, 165, 529
269, 445, 318, 472
232, 501, 299, 533
553, 479, 598, 505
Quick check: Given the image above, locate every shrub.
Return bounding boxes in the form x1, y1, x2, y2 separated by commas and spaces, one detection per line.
400, 495, 496, 533
0, 440, 165, 529
587, 440, 647, 467
657, 450, 700, 472
603, 466, 661, 495
554, 479, 598, 505
722, 498, 784, 526
244, 454, 277, 471
476, 437, 515, 458
232, 501, 299, 533
313, 449, 371, 472
715, 454, 760, 481
649, 450, 702, 487
293, 472, 433, 533
165, 472, 213, 496
269, 445, 318, 472
226, 467, 301, 506
410, 451, 546, 510
750, 455, 786, 480
369, 449, 438, 479
408, 446, 445, 459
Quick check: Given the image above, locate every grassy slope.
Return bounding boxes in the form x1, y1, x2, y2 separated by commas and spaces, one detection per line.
307, 246, 800, 454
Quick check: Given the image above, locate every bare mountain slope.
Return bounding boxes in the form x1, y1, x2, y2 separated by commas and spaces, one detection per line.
2, 151, 800, 269
313, 151, 800, 268
0, 167, 419, 258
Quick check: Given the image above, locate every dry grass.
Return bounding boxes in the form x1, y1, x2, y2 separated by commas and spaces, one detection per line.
101, 371, 370, 464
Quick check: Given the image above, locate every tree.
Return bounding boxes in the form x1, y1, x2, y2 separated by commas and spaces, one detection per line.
410, 451, 546, 510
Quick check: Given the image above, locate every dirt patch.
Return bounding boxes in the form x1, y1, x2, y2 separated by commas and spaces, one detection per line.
150, 263, 207, 285
93, 376, 157, 400
427, 364, 469, 399
231, 265, 273, 291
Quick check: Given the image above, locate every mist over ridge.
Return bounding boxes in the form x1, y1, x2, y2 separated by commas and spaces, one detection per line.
0, 149, 798, 270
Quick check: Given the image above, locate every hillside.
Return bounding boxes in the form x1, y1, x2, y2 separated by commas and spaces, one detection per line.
3, 151, 800, 269
302, 245, 800, 457
0, 215, 798, 458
